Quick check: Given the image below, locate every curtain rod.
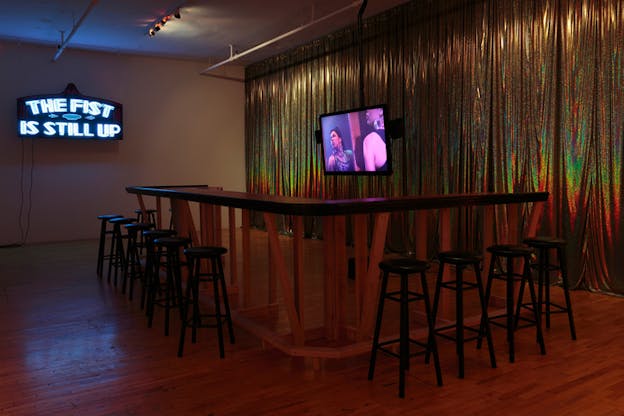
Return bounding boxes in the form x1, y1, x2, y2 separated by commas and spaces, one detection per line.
200, 0, 363, 75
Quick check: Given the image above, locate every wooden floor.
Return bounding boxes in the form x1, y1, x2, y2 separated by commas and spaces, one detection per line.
1, 239, 623, 416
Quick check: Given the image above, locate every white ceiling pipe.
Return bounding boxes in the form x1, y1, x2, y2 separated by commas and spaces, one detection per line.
200, 0, 362, 75
53, 0, 99, 62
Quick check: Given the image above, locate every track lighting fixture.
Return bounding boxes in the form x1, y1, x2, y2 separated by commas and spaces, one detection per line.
147, 8, 181, 37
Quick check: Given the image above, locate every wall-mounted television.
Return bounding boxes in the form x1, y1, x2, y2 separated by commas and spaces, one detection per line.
319, 104, 391, 175
17, 83, 123, 141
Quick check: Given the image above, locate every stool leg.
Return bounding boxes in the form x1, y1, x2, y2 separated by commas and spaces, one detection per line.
128, 240, 141, 301
174, 250, 185, 321
425, 261, 445, 364
164, 249, 176, 337
543, 249, 550, 328
558, 246, 577, 340
505, 256, 515, 363
140, 241, 148, 309
513, 277, 527, 330
122, 233, 133, 294
113, 230, 126, 288
97, 220, 107, 277
524, 257, 546, 355
477, 258, 496, 350
475, 264, 496, 369
191, 262, 200, 344
399, 273, 409, 398
107, 224, 118, 283
146, 212, 154, 226
420, 271, 443, 387
368, 271, 389, 381
212, 257, 226, 359
456, 265, 464, 378
178, 256, 196, 357
130, 233, 144, 301
141, 242, 154, 311
217, 257, 235, 344
147, 247, 162, 329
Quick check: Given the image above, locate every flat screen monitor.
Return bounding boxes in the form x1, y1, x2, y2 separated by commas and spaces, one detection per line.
319, 104, 391, 175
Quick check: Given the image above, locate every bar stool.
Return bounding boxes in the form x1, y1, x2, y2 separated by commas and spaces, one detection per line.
516, 237, 576, 340
122, 222, 154, 301
148, 236, 191, 336
368, 257, 442, 398
429, 251, 496, 378
178, 246, 235, 358
480, 244, 546, 363
96, 214, 122, 277
107, 217, 136, 286
141, 229, 177, 310
135, 208, 158, 226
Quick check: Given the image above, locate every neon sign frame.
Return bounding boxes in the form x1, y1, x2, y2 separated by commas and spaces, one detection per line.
17, 83, 123, 140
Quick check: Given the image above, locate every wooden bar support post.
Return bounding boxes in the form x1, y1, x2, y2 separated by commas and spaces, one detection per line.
264, 213, 305, 345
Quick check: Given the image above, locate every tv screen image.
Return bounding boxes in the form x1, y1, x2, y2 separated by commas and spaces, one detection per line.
319, 104, 391, 175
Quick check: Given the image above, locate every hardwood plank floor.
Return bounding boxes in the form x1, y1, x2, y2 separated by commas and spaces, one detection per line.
0, 239, 622, 415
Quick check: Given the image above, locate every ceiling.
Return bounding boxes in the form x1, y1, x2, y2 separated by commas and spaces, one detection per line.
0, 0, 410, 69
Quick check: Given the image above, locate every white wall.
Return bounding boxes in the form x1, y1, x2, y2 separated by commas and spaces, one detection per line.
0, 41, 246, 245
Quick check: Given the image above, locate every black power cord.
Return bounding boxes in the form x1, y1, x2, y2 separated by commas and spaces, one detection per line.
2, 138, 34, 249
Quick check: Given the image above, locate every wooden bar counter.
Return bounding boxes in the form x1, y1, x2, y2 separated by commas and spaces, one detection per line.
127, 185, 548, 359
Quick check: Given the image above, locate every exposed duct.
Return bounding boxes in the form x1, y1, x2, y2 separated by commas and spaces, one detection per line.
200, 0, 363, 75
52, 0, 99, 62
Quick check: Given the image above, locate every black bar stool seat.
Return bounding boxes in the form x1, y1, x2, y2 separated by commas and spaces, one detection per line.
430, 251, 496, 378
368, 257, 443, 398
517, 237, 576, 340
480, 244, 546, 363
178, 246, 235, 358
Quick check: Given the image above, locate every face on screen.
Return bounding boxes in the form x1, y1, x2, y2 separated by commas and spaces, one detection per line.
365, 108, 384, 129
330, 129, 343, 150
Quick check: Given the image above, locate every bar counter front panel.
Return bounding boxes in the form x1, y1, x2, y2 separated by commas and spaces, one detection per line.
127, 185, 548, 359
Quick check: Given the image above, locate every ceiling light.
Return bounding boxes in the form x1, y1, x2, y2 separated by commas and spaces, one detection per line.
147, 6, 183, 38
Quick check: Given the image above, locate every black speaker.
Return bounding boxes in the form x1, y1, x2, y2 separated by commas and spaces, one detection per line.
387, 118, 404, 140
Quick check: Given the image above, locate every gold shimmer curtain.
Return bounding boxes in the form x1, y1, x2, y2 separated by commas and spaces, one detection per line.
245, 0, 624, 295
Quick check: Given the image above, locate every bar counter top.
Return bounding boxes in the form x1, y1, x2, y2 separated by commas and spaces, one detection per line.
126, 185, 548, 216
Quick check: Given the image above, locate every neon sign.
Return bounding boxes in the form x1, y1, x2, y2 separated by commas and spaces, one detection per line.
17, 83, 123, 140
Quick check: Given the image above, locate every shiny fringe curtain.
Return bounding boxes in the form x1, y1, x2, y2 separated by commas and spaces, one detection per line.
245, 0, 624, 295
